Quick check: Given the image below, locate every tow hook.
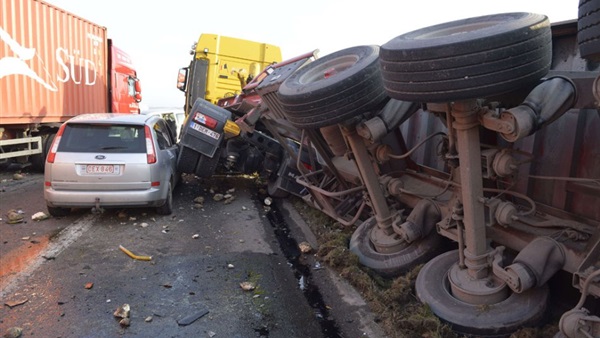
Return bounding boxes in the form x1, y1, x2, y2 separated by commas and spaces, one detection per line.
91, 197, 104, 214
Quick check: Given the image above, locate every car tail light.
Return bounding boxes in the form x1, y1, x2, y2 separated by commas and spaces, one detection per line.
194, 112, 217, 129
144, 125, 157, 164
46, 124, 66, 163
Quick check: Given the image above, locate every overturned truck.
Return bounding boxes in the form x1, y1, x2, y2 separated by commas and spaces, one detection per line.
177, 7, 600, 338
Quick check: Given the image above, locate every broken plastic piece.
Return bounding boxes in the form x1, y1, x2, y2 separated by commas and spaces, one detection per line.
119, 245, 152, 261
177, 307, 209, 326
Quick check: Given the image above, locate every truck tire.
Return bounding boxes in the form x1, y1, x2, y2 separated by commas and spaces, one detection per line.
349, 217, 444, 277
578, 0, 600, 59
177, 146, 200, 174
31, 133, 56, 172
379, 12, 552, 102
277, 45, 389, 129
416, 250, 549, 336
194, 153, 219, 177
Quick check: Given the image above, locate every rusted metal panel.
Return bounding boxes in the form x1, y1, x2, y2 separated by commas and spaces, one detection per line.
0, 0, 108, 125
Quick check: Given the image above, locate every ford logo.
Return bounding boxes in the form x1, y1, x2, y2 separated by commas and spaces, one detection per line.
95, 155, 106, 160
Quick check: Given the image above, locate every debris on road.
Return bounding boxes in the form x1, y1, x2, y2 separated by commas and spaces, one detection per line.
145, 316, 153, 322
4, 298, 28, 308
298, 241, 312, 254
4, 326, 23, 338
192, 234, 200, 239
239, 281, 256, 291
13, 173, 23, 180
6, 209, 24, 224
227, 263, 234, 269
84, 282, 93, 289
119, 245, 152, 261
213, 193, 224, 201
176, 306, 209, 326
113, 303, 131, 327
264, 197, 273, 206
31, 211, 48, 221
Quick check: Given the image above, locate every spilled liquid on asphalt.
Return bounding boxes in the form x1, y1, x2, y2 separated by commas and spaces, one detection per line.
264, 202, 343, 338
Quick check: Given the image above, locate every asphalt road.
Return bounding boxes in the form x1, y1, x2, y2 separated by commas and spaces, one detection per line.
0, 167, 385, 338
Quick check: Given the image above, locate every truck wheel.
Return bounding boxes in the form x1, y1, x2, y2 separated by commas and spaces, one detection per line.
194, 153, 219, 177
177, 146, 199, 174
47, 206, 70, 217
379, 12, 552, 102
349, 217, 444, 277
267, 175, 290, 198
416, 250, 549, 336
31, 133, 56, 172
277, 45, 389, 129
578, 0, 600, 59
156, 181, 173, 215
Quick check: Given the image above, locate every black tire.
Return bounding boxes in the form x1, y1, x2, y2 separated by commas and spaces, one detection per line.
47, 206, 70, 217
379, 13, 552, 102
156, 181, 173, 215
416, 250, 549, 337
267, 175, 290, 198
349, 217, 444, 277
31, 132, 56, 172
177, 146, 199, 174
194, 153, 219, 177
578, 0, 600, 59
277, 45, 389, 129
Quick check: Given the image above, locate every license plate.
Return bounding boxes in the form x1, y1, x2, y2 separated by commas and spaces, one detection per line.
190, 122, 220, 140
83, 164, 120, 175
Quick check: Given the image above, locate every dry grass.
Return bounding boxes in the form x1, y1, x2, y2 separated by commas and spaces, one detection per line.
289, 196, 560, 338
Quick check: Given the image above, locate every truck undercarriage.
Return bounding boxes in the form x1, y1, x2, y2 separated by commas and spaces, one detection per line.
177, 11, 600, 338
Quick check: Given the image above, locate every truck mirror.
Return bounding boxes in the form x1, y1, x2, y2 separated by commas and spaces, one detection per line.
134, 79, 142, 102
177, 68, 188, 92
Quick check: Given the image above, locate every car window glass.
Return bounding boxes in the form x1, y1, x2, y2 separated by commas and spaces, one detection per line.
154, 121, 172, 150
59, 123, 145, 153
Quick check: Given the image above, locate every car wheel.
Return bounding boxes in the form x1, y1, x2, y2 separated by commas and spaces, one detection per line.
416, 250, 549, 336
578, 0, 600, 59
349, 217, 444, 277
379, 12, 552, 102
156, 181, 173, 215
47, 206, 70, 217
277, 45, 389, 129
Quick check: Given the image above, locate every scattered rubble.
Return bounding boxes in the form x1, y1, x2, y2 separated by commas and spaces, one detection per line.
298, 241, 312, 254
4, 298, 28, 308
239, 281, 256, 291
84, 282, 93, 289
31, 211, 48, 221
6, 209, 24, 224
4, 327, 23, 338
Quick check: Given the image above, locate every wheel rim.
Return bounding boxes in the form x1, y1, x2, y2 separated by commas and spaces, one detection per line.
298, 55, 359, 84
416, 250, 549, 336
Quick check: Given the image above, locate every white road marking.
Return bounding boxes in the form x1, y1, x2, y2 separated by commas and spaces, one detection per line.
0, 213, 98, 298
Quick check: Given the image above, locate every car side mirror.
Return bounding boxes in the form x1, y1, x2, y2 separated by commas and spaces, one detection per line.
177, 68, 188, 92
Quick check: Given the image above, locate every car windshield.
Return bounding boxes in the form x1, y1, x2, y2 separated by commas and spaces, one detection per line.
58, 123, 146, 153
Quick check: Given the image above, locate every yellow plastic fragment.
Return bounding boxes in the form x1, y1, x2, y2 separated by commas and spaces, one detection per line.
119, 245, 152, 261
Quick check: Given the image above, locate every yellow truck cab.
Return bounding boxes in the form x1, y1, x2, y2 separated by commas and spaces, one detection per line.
177, 34, 282, 114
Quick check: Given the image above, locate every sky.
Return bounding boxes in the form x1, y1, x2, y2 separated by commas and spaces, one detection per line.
44, 0, 579, 110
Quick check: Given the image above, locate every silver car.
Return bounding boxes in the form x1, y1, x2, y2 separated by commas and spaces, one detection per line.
44, 113, 179, 216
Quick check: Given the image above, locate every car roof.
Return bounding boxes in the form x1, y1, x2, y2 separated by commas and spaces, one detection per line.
66, 113, 156, 125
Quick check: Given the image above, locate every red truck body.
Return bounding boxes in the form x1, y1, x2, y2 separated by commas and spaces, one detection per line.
0, 0, 141, 169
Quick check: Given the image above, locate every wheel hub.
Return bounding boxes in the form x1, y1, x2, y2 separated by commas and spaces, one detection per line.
369, 225, 408, 254
448, 262, 509, 305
